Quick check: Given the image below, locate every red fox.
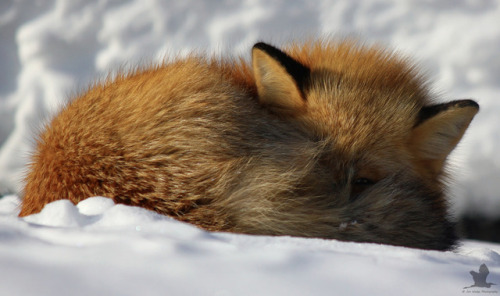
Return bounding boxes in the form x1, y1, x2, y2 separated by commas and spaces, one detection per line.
20, 39, 478, 250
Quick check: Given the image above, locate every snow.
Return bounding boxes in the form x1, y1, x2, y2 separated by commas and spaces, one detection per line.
1, 195, 500, 296
1, 0, 500, 295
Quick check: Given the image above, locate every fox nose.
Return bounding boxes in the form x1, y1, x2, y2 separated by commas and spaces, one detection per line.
436, 221, 458, 251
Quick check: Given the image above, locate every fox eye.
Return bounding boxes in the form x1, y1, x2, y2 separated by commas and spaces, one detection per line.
351, 178, 376, 200
353, 178, 374, 186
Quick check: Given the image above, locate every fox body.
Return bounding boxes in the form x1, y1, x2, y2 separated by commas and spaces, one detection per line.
20, 40, 479, 250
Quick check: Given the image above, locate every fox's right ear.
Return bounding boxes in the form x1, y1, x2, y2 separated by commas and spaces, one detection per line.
410, 99, 479, 177
252, 42, 310, 115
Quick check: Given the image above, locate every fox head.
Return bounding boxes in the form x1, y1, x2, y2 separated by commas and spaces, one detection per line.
250, 42, 479, 250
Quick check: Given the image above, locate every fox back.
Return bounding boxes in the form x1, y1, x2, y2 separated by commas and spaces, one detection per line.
20, 39, 479, 250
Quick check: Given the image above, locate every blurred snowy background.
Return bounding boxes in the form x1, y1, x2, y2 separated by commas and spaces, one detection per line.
1, 1, 500, 295
0, 0, 499, 238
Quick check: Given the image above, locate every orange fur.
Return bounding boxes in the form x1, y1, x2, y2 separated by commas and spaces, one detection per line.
21, 39, 478, 250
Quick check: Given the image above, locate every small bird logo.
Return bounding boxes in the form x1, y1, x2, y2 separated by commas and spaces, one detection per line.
464, 264, 496, 289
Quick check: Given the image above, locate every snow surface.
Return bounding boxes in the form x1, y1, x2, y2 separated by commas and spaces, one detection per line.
1, 195, 500, 296
1, 0, 500, 295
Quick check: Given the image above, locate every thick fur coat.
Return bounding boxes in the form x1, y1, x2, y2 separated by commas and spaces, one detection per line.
20, 39, 479, 250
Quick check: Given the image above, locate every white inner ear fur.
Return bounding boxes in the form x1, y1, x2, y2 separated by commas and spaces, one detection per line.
411, 105, 478, 160
252, 48, 305, 112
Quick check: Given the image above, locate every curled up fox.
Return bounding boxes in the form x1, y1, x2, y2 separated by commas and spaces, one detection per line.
20, 39, 479, 250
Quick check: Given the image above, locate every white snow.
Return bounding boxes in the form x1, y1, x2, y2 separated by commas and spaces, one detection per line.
1, 195, 500, 296
1, 0, 500, 295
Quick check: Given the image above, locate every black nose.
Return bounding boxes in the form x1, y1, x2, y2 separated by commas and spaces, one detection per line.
436, 220, 458, 251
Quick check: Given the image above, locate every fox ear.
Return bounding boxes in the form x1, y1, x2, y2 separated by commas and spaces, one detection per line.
252, 42, 310, 114
410, 100, 479, 175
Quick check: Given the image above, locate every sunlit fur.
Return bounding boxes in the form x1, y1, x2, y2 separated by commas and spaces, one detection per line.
20, 39, 478, 250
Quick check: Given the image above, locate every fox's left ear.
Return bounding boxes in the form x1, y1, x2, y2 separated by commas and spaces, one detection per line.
252, 42, 310, 115
410, 99, 479, 176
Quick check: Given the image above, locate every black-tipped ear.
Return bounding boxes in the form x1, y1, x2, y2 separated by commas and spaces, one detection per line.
411, 99, 479, 175
252, 42, 310, 114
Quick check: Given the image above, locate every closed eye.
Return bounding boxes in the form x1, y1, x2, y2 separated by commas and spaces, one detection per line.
350, 178, 376, 201
353, 178, 375, 186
